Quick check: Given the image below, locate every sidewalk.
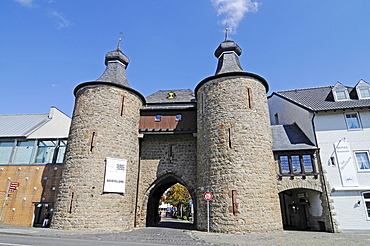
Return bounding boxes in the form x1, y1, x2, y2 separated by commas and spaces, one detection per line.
1, 223, 370, 246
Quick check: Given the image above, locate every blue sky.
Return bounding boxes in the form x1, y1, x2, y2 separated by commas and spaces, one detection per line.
1, 0, 370, 116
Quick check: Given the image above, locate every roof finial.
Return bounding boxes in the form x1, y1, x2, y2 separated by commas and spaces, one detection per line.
225, 28, 229, 41
117, 32, 124, 50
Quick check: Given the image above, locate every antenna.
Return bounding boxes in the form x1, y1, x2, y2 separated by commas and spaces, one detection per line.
225, 28, 229, 41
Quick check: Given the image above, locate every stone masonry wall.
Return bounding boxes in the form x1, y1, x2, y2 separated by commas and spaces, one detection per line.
136, 133, 197, 227
52, 84, 143, 231
196, 75, 283, 233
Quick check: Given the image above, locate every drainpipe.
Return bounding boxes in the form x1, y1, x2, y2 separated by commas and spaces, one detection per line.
312, 112, 335, 233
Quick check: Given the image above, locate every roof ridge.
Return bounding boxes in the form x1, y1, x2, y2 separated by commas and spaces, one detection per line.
0, 113, 48, 117
276, 85, 333, 93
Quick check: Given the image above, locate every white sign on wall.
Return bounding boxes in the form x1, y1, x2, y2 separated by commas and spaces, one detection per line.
334, 139, 358, 187
104, 157, 127, 193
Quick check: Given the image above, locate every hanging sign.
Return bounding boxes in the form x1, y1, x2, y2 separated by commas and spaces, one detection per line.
334, 140, 358, 187
103, 158, 127, 193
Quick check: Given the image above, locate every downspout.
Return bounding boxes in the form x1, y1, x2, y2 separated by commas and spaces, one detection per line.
312, 112, 335, 233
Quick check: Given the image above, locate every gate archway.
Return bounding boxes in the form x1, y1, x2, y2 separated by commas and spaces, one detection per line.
145, 173, 197, 228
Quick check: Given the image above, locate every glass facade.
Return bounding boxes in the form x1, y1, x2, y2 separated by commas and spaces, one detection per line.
0, 139, 67, 165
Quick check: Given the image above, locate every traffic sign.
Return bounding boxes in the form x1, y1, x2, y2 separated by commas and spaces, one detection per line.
203, 192, 213, 201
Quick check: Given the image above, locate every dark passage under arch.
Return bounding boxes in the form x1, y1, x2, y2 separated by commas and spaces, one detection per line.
146, 173, 196, 230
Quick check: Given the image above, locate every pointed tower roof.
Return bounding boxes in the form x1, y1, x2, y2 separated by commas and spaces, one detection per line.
96, 45, 131, 87
195, 37, 269, 94
214, 40, 243, 74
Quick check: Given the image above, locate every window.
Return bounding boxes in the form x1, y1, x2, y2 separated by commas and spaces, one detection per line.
34, 141, 57, 164
176, 114, 182, 121
0, 139, 67, 165
303, 155, 314, 172
362, 192, 370, 218
291, 155, 302, 173
336, 90, 348, 101
155, 115, 161, 122
359, 88, 370, 99
13, 141, 35, 164
56, 140, 67, 163
279, 156, 290, 173
278, 154, 315, 176
345, 113, 361, 129
0, 142, 14, 164
355, 152, 370, 171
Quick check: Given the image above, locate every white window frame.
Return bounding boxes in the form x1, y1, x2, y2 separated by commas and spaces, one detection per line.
354, 151, 370, 172
362, 191, 370, 220
358, 88, 370, 99
334, 90, 349, 101
345, 112, 362, 130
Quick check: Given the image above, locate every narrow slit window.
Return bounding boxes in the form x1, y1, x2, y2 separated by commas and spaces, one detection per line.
120, 96, 125, 116
90, 132, 97, 152
231, 190, 238, 215
246, 88, 253, 109
169, 145, 174, 163
228, 127, 233, 149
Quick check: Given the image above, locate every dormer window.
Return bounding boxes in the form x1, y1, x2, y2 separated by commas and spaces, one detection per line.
332, 82, 350, 101
335, 90, 348, 101
359, 88, 370, 99
155, 115, 161, 122
355, 80, 370, 99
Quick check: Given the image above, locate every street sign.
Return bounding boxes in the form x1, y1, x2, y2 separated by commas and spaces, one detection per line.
204, 192, 213, 201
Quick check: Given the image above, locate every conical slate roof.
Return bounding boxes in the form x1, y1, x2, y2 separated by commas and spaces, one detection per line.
96, 46, 131, 87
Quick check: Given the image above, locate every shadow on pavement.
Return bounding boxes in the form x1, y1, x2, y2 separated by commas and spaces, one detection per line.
154, 218, 196, 230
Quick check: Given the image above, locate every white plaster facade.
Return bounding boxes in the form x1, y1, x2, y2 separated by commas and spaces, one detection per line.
268, 83, 370, 232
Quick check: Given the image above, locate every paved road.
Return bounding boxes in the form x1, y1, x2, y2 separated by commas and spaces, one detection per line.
1, 219, 370, 246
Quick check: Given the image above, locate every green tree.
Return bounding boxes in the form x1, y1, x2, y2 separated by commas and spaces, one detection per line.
162, 183, 191, 219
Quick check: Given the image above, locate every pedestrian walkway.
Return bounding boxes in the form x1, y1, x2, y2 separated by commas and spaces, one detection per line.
1, 224, 370, 246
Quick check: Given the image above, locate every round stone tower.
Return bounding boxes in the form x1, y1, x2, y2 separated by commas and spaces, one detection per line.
52, 45, 145, 231
195, 38, 282, 233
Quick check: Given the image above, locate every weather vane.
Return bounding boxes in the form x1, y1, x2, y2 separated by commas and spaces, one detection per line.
117, 32, 124, 50
225, 28, 229, 41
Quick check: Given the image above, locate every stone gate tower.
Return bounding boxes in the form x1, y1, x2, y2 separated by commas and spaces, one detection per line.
195, 38, 282, 233
52, 45, 145, 230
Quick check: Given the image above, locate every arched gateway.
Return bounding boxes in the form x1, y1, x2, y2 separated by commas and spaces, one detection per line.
52, 38, 283, 233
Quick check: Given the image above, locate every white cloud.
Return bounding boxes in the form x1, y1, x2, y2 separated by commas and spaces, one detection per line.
49, 10, 72, 29
210, 0, 259, 33
13, 0, 33, 7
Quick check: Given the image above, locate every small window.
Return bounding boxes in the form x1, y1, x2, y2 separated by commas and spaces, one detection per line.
176, 114, 182, 121
274, 113, 279, 125
0, 142, 14, 164
362, 192, 370, 218
336, 90, 348, 101
279, 156, 290, 173
345, 113, 361, 129
359, 88, 370, 99
302, 155, 314, 172
355, 152, 370, 171
155, 115, 161, 122
291, 155, 302, 173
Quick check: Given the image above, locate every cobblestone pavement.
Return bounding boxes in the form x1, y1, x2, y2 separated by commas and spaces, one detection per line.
1, 222, 370, 246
